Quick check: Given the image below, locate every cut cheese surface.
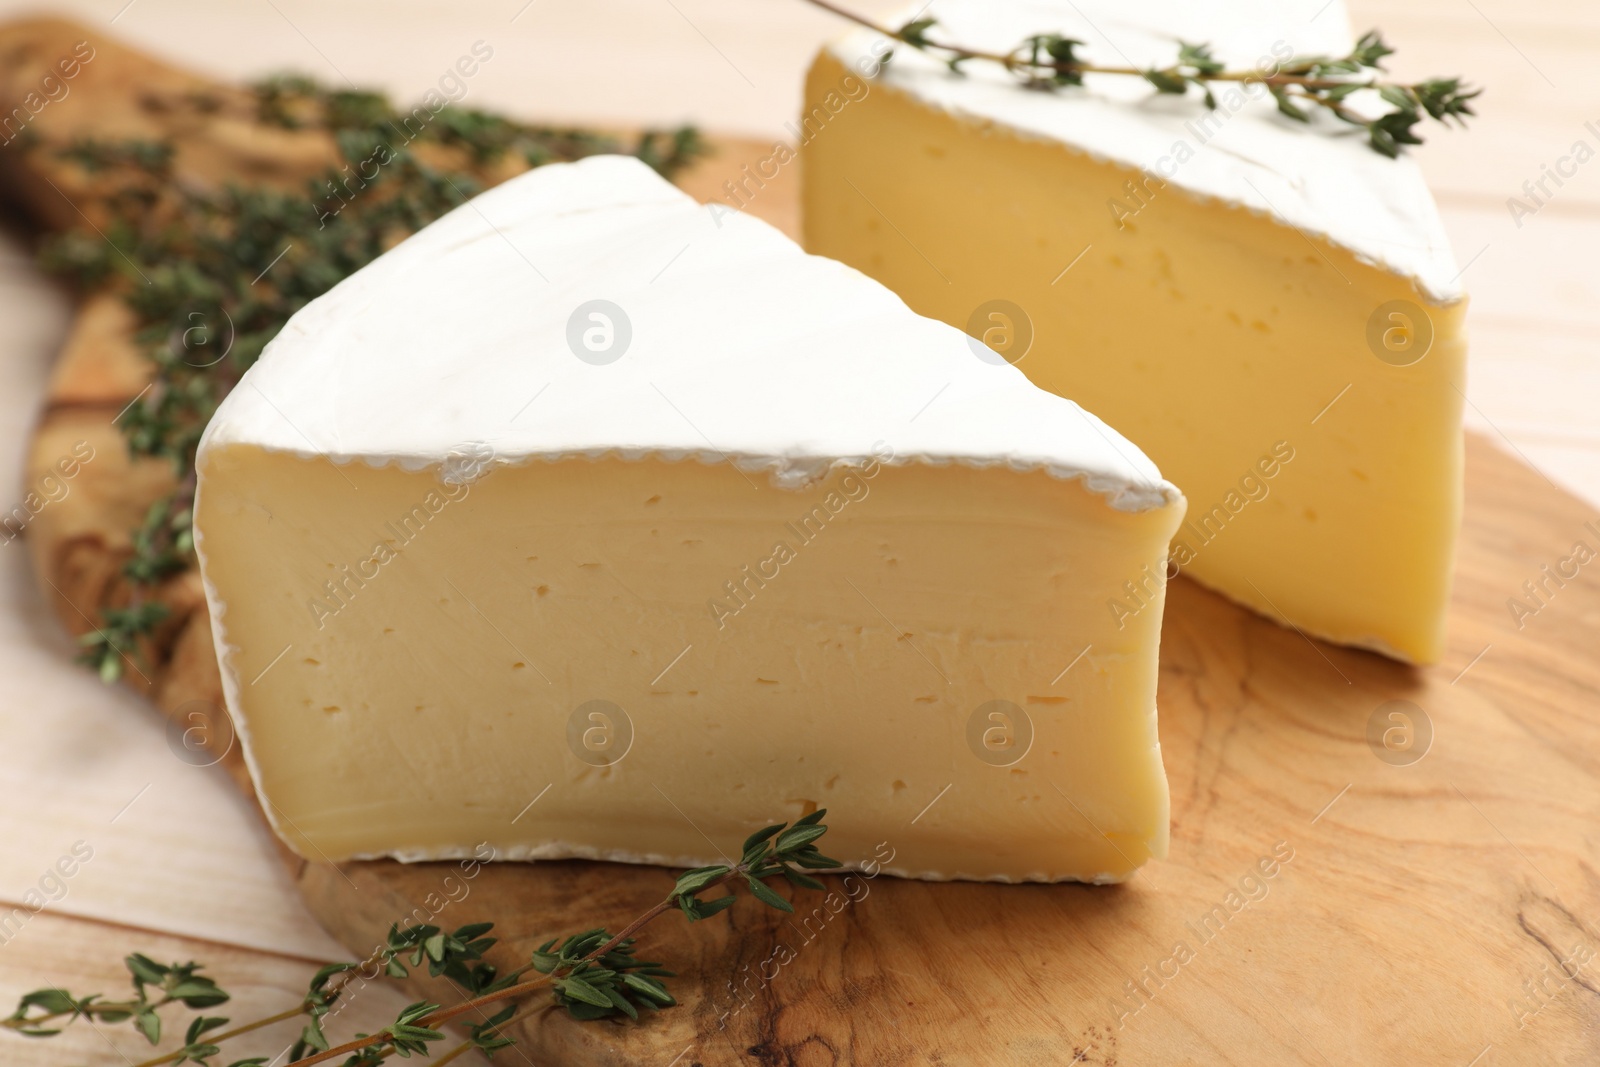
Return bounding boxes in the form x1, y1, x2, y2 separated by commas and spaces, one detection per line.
803, 0, 1467, 663
195, 155, 1186, 883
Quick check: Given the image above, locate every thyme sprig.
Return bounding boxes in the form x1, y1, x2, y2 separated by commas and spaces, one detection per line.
33, 76, 704, 685
805, 0, 1478, 157
4, 811, 840, 1065
2, 956, 227, 1044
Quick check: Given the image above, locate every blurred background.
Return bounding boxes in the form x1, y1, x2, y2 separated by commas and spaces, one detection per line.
0, 0, 1595, 1063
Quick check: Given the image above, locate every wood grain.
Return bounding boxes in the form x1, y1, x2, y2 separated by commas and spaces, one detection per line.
5, 12, 1600, 1067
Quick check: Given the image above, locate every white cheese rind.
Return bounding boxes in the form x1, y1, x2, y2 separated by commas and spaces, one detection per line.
196, 155, 1177, 514
825, 0, 1462, 303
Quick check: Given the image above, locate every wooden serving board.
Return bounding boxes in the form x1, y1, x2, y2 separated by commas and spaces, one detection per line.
9, 17, 1600, 1066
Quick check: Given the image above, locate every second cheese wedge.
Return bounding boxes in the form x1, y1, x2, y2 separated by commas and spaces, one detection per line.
802, 0, 1467, 663
195, 156, 1185, 883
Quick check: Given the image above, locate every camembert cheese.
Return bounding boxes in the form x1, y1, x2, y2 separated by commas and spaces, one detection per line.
195, 156, 1185, 883
803, 0, 1467, 663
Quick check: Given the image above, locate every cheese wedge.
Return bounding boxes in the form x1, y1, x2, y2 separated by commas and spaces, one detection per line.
802, 0, 1467, 663
194, 156, 1185, 883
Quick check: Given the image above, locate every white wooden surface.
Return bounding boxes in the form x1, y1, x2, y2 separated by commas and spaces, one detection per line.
0, 0, 1596, 1063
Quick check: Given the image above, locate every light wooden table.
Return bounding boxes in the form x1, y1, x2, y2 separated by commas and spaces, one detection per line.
0, 1, 1595, 1064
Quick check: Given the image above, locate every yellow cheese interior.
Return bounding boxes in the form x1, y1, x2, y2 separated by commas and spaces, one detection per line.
802, 52, 1467, 663
197, 446, 1183, 882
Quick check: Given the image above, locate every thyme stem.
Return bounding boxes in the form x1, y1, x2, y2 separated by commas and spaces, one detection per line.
799, 0, 1479, 156
126, 1005, 306, 1067
289, 870, 740, 1067
119, 937, 401, 1067
6, 814, 839, 1064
